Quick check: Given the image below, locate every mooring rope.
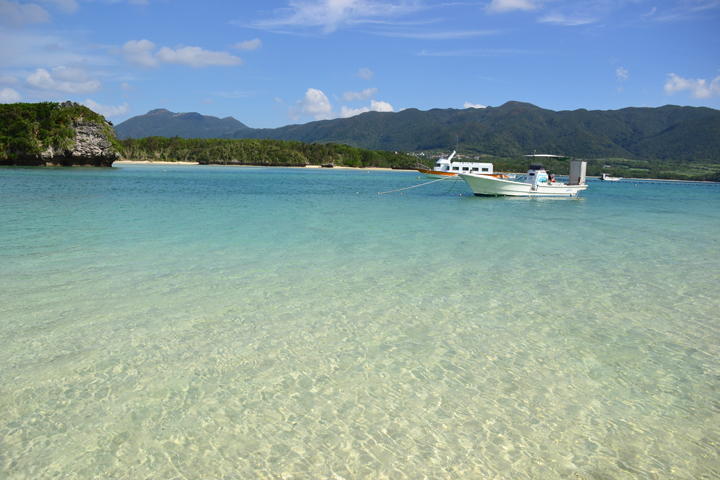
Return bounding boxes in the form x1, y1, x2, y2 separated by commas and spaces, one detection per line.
378, 176, 452, 194
444, 175, 462, 194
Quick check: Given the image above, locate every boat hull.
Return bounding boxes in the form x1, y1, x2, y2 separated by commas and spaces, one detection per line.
417, 168, 457, 179
418, 169, 510, 180
460, 174, 588, 197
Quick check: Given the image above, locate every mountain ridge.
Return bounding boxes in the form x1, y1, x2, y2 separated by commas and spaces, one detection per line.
115, 108, 249, 140
114, 102, 720, 161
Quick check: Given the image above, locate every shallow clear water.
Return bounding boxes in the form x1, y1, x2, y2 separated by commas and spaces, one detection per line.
1, 164, 719, 479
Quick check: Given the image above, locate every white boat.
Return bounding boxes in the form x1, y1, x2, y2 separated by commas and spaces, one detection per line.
460, 157, 589, 197
417, 151, 508, 179
600, 173, 622, 182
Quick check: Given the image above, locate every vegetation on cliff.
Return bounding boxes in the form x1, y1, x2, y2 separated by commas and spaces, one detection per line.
0, 101, 120, 160
119, 136, 416, 169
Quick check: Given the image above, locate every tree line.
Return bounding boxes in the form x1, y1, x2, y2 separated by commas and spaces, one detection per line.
118, 136, 419, 169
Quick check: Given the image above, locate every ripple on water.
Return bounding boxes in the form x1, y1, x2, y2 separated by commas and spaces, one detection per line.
1, 165, 719, 479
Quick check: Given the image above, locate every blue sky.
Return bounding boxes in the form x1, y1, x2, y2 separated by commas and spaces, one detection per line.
1, 0, 719, 128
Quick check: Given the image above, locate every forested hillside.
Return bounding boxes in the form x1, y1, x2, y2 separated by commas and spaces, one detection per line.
230, 102, 720, 162
115, 109, 249, 139
115, 101, 720, 162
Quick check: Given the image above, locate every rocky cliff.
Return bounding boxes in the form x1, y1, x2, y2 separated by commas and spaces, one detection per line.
1, 102, 121, 167
1, 121, 120, 167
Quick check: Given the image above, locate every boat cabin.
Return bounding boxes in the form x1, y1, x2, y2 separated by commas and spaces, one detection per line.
433, 161, 494, 174
432, 151, 494, 175
525, 163, 550, 188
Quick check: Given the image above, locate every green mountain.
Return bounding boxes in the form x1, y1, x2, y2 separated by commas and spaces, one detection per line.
116, 102, 720, 161
115, 108, 249, 139
230, 101, 720, 161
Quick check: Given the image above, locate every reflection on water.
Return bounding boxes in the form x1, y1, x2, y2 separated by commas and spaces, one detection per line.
1, 165, 719, 478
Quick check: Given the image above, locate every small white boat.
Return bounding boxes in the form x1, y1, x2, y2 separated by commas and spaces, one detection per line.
600, 173, 622, 182
460, 157, 589, 197
417, 151, 507, 179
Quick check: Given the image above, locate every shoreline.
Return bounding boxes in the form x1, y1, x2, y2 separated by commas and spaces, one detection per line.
111, 161, 718, 182
113, 160, 406, 171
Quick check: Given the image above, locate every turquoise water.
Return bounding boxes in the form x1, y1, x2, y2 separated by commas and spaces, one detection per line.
1, 164, 719, 479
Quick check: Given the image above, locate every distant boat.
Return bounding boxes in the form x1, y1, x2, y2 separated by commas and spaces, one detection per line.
600, 173, 622, 182
460, 155, 589, 197
417, 151, 508, 179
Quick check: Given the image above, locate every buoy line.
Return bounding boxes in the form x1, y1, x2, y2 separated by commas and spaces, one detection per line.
378, 177, 453, 195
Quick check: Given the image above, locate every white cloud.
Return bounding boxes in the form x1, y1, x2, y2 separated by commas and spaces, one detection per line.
0, 87, 22, 103
370, 100, 393, 112
293, 88, 334, 120
201, 98, 214, 104
341, 106, 368, 117
251, 0, 422, 33
82, 99, 130, 118
0, 31, 113, 69
487, 0, 541, 13
0, 0, 50, 26
121, 39, 158, 67
343, 87, 377, 101
233, 38, 262, 51
647, 1, 720, 22
616, 67, 628, 82
156, 46, 244, 67
539, 14, 595, 26
357, 68, 374, 80
464, 102, 486, 109
120, 82, 133, 91
25, 66, 101, 94
664, 73, 720, 99
341, 99, 393, 118
373, 29, 501, 39
121, 40, 244, 68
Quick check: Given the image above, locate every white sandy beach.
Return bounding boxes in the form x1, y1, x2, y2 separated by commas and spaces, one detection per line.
113, 160, 408, 171
114, 160, 200, 165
